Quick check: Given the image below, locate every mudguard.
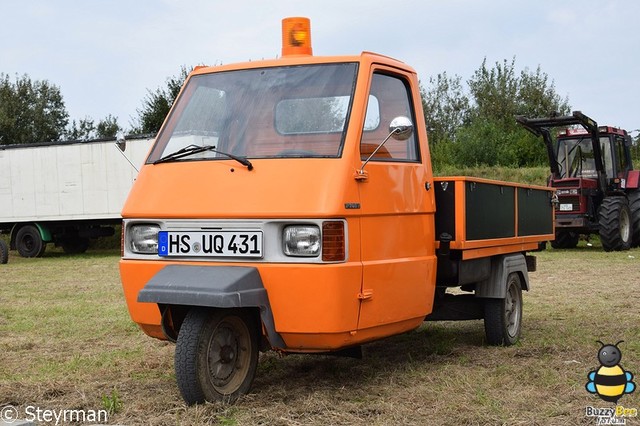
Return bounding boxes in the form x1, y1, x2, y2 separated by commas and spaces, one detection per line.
474, 253, 530, 299
137, 265, 285, 348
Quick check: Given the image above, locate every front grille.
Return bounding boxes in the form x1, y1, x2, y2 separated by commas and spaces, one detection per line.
552, 179, 580, 188
557, 195, 580, 212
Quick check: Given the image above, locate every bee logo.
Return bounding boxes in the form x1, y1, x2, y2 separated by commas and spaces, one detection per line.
586, 340, 636, 403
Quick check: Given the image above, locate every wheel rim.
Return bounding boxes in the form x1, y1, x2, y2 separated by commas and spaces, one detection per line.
206, 316, 252, 395
23, 235, 35, 251
620, 207, 631, 242
505, 279, 521, 338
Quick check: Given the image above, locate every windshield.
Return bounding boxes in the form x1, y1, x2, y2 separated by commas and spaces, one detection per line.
556, 136, 613, 179
147, 63, 359, 163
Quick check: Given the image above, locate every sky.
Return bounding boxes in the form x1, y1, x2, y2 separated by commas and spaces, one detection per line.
2, 0, 639, 135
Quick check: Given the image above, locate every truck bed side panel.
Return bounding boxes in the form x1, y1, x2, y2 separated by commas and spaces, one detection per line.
465, 181, 515, 240
434, 177, 554, 257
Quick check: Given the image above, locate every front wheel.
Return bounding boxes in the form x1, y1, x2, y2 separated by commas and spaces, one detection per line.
598, 197, 631, 252
484, 273, 523, 346
175, 308, 259, 405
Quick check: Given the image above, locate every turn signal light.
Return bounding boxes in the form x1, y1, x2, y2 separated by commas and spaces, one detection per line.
322, 221, 345, 262
282, 17, 312, 57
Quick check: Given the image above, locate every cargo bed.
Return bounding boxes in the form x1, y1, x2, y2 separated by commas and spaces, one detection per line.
434, 177, 555, 260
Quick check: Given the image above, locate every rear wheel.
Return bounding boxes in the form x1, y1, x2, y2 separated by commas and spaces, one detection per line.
0, 239, 8, 264
484, 273, 522, 346
629, 191, 640, 248
175, 308, 259, 405
550, 231, 579, 249
15, 225, 46, 258
61, 237, 90, 254
598, 197, 631, 252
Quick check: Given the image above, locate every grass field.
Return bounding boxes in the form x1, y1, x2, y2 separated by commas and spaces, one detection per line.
1, 243, 639, 425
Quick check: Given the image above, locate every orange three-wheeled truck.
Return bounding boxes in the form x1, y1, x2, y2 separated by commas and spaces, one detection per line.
120, 18, 555, 404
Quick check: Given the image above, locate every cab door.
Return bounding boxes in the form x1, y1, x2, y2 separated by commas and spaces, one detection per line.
356, 67, 437, 331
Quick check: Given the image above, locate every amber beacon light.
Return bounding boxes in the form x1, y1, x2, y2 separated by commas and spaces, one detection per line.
281, 17, 312, 56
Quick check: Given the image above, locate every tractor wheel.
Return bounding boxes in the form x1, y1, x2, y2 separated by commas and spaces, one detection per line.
175, 308, 259, 405
0, 239, 8, 264
598, 197, 631, 252
550, 231, 579, 249
15, 225, 46, 258
629, 191, 640, 248
484, 273, 522, 346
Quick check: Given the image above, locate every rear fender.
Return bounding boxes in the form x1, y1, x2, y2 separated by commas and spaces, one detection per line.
626, 170, 639, 189
474, 254, 529, 299
137, 265, 285, 348
9, 222, 52, 249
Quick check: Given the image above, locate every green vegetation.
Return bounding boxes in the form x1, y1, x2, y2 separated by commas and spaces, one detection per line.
433, 165, 550, 186
132, 66, 192, 135
1, 249, 638, 424
0, 73, 121, 143
0, 74, 68, 144
101, 389, 123, 415
423, 57, 571, 169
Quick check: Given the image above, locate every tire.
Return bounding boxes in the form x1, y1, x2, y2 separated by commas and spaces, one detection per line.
0, 239, 8, 264
175, 308, 259, 405
598, 197, 631, 252
484, 273, 523, 346
15, 225, 46, 258
61, 237, 90, 254
629, 191, 640, 248
550, 231, 579, 249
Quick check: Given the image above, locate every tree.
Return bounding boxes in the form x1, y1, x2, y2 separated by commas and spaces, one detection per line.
65, 117, 96, 141
421, 72, 469, 146
461, 57, 570, 166
421, 57, 570, 168
467, 58, 569, 125
133, 66, 192, 134
0, 73, 69, 144
95, 114, 121, 139
65, 114, 121, 140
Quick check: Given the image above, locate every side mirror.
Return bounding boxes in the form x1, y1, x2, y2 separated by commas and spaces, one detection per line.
116, 131, 126, 152
624, 134, 633, 147
114, 132, 140, 173
359, 116, 414, 176
389, 116, 413, 141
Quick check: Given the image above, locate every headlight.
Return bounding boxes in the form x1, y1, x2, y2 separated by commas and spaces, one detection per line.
129, 224, 160, 254
283, 225, 320, 257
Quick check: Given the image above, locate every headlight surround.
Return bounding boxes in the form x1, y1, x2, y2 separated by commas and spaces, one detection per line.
283, 225, 320, 257
128, 224, 160, 254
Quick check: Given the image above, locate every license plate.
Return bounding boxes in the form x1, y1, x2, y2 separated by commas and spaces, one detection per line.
158, 231, 263, 258
559, 203, 573, 211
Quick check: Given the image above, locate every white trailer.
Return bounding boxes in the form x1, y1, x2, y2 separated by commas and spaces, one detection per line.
0, 136, 153, 257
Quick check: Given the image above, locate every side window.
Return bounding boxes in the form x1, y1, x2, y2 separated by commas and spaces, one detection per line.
600, 137, 614, 178
615, 136, 628, 174
360, 73, 420, 162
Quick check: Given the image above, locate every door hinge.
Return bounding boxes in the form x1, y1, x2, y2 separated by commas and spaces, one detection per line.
354, 170, 369, 181
358, 289, 373, 300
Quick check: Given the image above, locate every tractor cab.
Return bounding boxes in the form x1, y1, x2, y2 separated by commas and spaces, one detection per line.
517, 111, 639, 251
555, 125, 633, 189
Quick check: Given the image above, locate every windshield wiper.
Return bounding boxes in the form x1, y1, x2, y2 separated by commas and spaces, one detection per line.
153, 144, 253, 170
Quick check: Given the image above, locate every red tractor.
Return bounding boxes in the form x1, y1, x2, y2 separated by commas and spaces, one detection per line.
517, 111, 640, 251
